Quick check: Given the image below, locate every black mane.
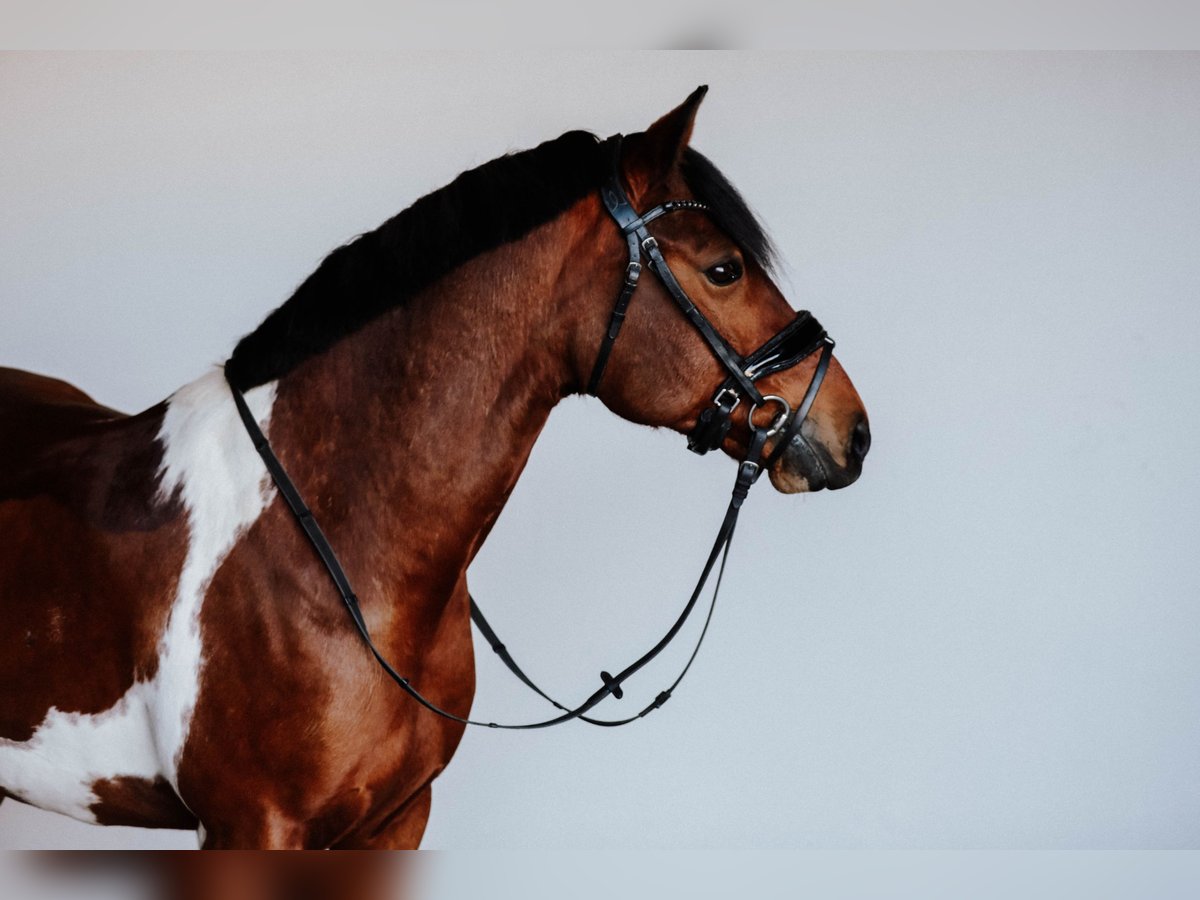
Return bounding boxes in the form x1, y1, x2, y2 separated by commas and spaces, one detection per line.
225, 132, 776, 390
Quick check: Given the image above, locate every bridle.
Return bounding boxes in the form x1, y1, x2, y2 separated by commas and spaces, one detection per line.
588, 136, 834, 469
225, 135, 835, 729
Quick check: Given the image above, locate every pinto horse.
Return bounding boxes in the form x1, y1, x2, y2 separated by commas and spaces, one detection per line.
0, 88, 869, 848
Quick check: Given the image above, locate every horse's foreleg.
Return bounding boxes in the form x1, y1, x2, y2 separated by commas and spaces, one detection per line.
332, 784, 432, 850
197, 815, 309, 850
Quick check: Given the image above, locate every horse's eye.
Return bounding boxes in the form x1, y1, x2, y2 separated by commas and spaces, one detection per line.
705, 259, 743, 286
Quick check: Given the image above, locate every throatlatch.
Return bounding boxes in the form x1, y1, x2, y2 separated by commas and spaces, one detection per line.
225, 134, 836, 729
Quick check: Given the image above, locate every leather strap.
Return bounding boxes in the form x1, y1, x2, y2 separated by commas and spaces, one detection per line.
763, 338, 834, 468
221, 136, 838, 732
738, 311, 827, 385
640, 235, 762, 403
226, 370, 755, 729
588, 137, 760, 403
585, 231, 641, 395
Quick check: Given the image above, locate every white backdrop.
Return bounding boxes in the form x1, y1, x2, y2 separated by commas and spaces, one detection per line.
1, 52, 1197, 850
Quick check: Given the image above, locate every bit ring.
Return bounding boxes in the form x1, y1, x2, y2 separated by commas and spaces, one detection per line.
748, 395, 792, 439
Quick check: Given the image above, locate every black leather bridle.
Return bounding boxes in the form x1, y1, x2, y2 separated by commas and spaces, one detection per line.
589, 136, 835, 465
226, 135, 835, 729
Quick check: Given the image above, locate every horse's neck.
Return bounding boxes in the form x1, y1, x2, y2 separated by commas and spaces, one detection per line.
261, 224, 578, 605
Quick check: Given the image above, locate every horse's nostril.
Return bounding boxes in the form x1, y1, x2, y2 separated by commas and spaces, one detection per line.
850, 418, 871, 465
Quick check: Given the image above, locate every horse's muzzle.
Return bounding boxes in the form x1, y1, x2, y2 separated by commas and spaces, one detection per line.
771, 415, 869, 493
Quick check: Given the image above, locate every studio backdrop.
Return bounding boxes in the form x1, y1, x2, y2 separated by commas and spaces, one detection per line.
1, 51, 1197, 849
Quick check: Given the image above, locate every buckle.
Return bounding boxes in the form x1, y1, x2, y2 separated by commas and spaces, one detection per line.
738, 459, 762, 484
712, 386, 740, 413
732, 459, 761, 504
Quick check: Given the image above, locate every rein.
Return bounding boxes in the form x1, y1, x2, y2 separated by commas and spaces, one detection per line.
225, 135, 834, 729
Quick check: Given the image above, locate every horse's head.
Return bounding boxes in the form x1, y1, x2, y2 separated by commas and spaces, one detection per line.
576, 87, 869, 493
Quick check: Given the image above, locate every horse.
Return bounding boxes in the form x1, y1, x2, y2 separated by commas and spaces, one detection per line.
0, 86, 869, 848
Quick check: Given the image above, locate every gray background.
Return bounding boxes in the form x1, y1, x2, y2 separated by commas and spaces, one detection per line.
0, 52, 1196, 849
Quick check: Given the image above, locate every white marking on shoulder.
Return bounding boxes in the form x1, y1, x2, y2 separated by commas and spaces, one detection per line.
0, 367, 277, 823
151, 368, 277, 785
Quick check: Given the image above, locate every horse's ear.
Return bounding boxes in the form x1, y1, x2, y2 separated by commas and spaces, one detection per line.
624, 85, 708, 193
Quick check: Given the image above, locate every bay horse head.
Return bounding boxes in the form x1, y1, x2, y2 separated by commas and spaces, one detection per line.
576, 86, 869, 492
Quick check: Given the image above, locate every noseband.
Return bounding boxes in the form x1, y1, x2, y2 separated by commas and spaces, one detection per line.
225, 135, 835, 730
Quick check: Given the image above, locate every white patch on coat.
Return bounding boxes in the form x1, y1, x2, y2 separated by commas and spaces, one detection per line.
0, 368, 277, 823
